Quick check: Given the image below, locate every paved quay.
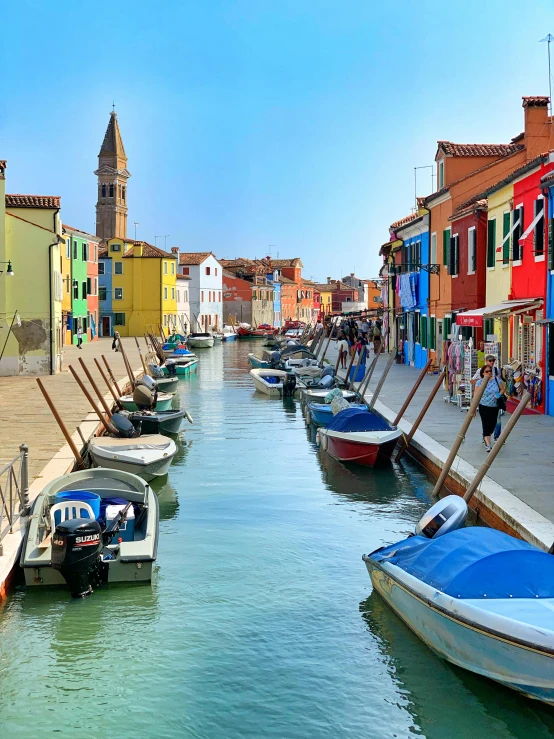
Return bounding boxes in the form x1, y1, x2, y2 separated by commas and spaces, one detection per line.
323, 341, 554, 547
0, 337, 146, 483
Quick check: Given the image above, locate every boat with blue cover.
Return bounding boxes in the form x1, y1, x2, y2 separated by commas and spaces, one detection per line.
306, 402, 366, 427
364, 523, 554, 705
317, 406, 401, 466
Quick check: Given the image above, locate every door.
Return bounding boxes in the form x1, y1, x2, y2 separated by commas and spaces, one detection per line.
102, 316, 111, 337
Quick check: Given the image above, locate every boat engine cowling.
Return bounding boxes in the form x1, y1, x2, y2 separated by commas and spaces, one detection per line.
133, 385, 153, 410
282, 374, 297, 397
415, 495, 468, 539
111, 412, 140, 438
138, 375, 156, 392
51, 518, 103, 598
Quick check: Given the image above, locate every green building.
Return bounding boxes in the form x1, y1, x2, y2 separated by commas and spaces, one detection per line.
64, 225, 89, 345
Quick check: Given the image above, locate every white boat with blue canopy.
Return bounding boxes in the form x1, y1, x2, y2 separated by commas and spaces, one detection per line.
364, 517, 554, 705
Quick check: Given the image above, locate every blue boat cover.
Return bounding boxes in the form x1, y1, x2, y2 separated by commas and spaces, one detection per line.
172, 348, 193, 355
370, 527, 554, 599
325, 407, 391, 433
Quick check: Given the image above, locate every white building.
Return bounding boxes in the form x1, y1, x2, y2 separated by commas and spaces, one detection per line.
342, 273, 369, 309
178, 252, 223, 331
176, 274, 191, 333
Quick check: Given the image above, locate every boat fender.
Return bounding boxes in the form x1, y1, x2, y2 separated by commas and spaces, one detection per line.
185, 411, 194, 424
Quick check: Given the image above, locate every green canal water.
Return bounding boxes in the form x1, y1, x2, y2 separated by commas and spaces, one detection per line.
1, 341, 554, 738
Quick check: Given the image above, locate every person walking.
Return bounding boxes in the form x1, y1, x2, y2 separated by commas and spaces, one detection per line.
77, 325, 83, 350
337, 331, 349, 369
372, 321, 382, 354
476, 365, 505, 452
112, 330, 120, 352
471, 354, 504, 441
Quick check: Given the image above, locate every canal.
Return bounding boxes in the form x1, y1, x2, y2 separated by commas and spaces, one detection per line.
1, 341, 554, 738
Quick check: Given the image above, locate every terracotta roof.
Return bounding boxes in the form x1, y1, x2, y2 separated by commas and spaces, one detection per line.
99, 111, 126, 159
390, 212, 419, 230
437, 141, 523, 157
541, 171, 554, 187
98, 247, 108, 258
6, 194, 60, 209
449, 198, 488, 222
62, 224, 100, 241
270, 258, 303, 268
176, 274, 191, 280
179, 252, 214, 265
279, 276, 297, 285
522, 96, 549, 107
122, 241, 176, 258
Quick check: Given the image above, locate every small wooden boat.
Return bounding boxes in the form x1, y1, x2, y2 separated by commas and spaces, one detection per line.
237, 325, 270, 338
187, 332, 214, 348
250, 368, 289, 397
162, 358, 199, 376
316, 406, 401, 466
153, 375, 179, 394
88, 434, 177, 481
166, 347, 198, 360
127, 408, 192, 435
248, 352, 271, 369
119, 392, 173, 412
363, 499, 554, 706
21, 468, 159, 595
306, 402, 366, 427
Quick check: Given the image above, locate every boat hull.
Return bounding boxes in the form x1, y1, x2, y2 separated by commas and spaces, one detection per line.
248, 353, 271, 369
318, 430, 400, 466
154, 376, 179, 394
129, 410, 185, 435
364, 559, 554, 705
162, 359, 198, 376
88, 451, 174, 481
119, 394, 173, 412
187, 337, 214, 348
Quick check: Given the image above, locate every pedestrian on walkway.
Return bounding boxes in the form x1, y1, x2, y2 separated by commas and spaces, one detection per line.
112, 330, 120, 352
471, 355, 504, 440
476, 366, 505, 452
372, 321, 382, 354
77, 326, 83, 350
337, 332, 349, 369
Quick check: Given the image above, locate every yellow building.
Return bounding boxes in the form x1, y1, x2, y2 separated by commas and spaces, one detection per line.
486, 182, 514, 357
0, 160, 64, 375
60, 229, 72, 345
104, 238, 178, 336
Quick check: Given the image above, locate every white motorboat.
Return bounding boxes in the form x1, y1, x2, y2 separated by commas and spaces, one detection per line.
221, 325, 237, 341
88, 434, 177, 481
301, 388, 358, 405
119, 392, 173, 412
249, 368, 289, 397
20, 468, 159, 595
187, 332, 215, 348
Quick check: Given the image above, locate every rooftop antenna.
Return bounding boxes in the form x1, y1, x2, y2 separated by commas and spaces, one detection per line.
540, 34, 554, 116
414, 165, 434, 209
269, 244, 276, 257
133, 221, 139, 240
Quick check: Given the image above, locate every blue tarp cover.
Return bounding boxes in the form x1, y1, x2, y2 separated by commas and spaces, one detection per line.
370, 527, 554, 599
325, 407, 391, 433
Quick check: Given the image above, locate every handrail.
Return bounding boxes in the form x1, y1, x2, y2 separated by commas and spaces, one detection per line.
0, 444, 29, 555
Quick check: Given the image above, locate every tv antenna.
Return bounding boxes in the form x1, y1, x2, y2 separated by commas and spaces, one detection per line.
540, 34, 554, 115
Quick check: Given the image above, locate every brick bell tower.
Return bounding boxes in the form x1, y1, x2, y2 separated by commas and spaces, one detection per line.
94, 110, 131, 241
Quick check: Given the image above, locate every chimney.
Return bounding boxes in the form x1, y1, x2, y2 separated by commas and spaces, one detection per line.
522, 96, 550, 159
133, 241, 143, 257
171, 247, 179, 254
350, 272, 354, 277
327, 276, 331, 284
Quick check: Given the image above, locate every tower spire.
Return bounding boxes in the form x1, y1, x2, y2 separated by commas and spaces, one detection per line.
94, 110, 130, 241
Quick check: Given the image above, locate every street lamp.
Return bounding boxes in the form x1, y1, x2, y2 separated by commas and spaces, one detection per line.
0, 261, 14, 276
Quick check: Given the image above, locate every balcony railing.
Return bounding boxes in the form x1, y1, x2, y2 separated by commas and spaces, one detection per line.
390, 263, 440, 275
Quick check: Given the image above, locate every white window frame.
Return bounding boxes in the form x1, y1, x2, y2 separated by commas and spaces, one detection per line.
512, 203, 524, 267
98, 262, 105, 275
114, 262, 123, 275
467, 227, 476, 275
438, 159, 445, 189
164, 261, 168, 275
171, 287, 175, 300
533, 195, 545, 263
164, 287, 168, 300
114, 287, 123, 300
171, 262, 175, 274
451, 233, 459, 278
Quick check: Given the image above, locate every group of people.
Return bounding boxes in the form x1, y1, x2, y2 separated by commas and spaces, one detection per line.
333, 317, 383, 370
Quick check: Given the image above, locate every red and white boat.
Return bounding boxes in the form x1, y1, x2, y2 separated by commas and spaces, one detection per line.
236, 323, 273, 338
316, 407, 401, 467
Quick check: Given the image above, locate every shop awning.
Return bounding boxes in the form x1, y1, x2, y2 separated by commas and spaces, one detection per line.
457, 299, 543, 327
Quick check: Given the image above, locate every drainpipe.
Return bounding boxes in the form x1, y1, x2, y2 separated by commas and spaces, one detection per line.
48, 241, 58, 375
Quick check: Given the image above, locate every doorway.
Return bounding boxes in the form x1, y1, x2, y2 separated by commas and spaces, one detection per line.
102, 316, 111, 337
437, 319, 443, 366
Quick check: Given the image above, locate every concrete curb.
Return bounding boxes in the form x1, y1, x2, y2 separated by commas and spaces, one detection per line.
0, 367, 142, 597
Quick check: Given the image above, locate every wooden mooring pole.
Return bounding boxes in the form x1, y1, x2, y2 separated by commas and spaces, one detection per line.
392, 358, 432, 426
102, 355, 122, 396
396, 366, 446, 461
78, 358, 113, 418
94, 358, 122, 408
68, 365, 114, 434
36, 379, 84, 467
430, 375, 490, 498
368, 349, 396, 410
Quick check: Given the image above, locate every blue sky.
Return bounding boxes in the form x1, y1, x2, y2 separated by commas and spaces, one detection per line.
2, 0, 552, 281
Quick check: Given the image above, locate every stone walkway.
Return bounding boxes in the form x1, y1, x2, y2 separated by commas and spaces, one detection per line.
324, 342, 554, 525
0, 338, 147, 482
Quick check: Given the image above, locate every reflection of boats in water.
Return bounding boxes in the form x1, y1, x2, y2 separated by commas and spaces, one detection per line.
361, 592, 554, 738
153, 478, 179, 521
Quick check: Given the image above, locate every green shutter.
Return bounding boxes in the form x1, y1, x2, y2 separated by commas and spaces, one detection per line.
421, 316, 427, 348
487, 219, 496, 268
444, 316, 451, 340
503, 212, 510, 264
429, 317, 436, 349
443, 228, 451, 266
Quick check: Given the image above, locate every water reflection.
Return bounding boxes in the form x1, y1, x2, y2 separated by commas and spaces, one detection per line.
360, 592, 554, 739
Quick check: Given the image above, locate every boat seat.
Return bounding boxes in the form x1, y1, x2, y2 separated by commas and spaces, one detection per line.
50, 501, 95, 530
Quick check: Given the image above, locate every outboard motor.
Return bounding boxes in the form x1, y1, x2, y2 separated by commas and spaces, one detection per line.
150, 363, 165, 378
282, 374, 297, 397
415, 495, 468, 539
270, 350, 281, 368
133, 385, 154, 410
165, 359, 177, 377
111, 412, 140, 438
52, 518, 103, 598
138, 374, 156, 392
318, 374, 334, 389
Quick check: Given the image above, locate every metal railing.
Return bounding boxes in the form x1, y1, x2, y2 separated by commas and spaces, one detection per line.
0, 444, 29, 555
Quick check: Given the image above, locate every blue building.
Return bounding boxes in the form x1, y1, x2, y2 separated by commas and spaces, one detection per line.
98, 248, 114, 337
394, 212, 430, 369
541, 171, 554, 416
266, 269, 281, 327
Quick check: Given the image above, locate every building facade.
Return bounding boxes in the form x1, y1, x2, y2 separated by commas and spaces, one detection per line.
179, 252, 223, 331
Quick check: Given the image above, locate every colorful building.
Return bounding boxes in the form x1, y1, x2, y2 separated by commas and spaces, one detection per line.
178, 252, 223, 331
63, 225, 100, 344
541, 169, 554, 416
98, 238, 178, 336
0, 161, 64, 375
98, 246, 113, 337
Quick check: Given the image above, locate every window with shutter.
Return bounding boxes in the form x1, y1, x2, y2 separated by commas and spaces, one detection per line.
429, 317, 436, 349
448, 235, 459, 276
468, 228, 476, 274
443, 316, 451, 340
421, 316, 427, 348
513, 206, 523, 261
503, 212, 510, 264
487, 219, 496, 268
443, 228, 450, 267
535, 199, 545, 256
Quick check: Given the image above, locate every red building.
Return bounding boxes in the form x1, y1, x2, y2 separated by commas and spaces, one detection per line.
280, 277, 297, 322
87, 235, 101, 341
222, 271, 253, 325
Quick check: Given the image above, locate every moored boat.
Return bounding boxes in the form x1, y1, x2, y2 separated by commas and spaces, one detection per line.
249, 368, 290, 397
306, 401, 366, 427
317, 406, 401, 466
88, 434, 177, 481
363, 497, 554, 705
153, 375, 179, 394
221, 325, 237, 341
127, 408, 192, 435
20, 468, 159, 595
248, 352, 271, 369
187, 332, 214, 348
119, 392, 174, 412
162, 357, 199, 376
302, 388, 358, 405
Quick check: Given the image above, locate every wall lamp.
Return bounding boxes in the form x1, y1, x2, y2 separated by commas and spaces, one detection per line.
0, 261, 14, 276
